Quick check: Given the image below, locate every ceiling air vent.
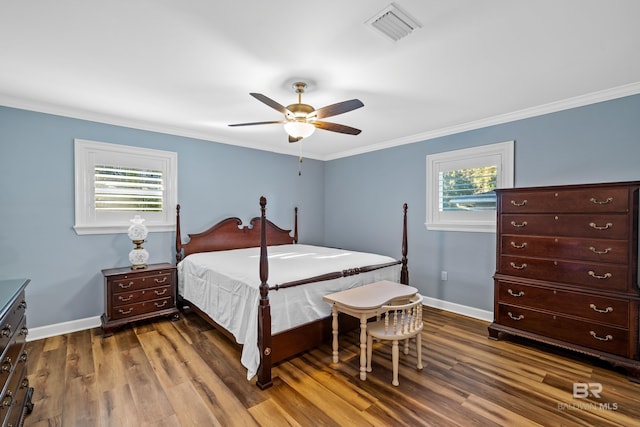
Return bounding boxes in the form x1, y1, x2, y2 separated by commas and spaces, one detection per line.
366, 3, 422, 42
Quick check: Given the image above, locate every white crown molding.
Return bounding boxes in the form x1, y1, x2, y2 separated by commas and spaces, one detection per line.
323, 82, 640, 160
3, 82, 640, 162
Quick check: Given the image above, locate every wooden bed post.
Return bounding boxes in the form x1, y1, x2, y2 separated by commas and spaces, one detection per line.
256, 196, 273, 389
401, 203, 409, 285
176, 204, 183, 263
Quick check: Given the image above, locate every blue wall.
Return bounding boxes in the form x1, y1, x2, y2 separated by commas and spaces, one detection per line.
0, 107, 324, 328
2, 93, 639, 330
324, 94, 640, 312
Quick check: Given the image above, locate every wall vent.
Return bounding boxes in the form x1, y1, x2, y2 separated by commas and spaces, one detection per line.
366, 3, 422, 42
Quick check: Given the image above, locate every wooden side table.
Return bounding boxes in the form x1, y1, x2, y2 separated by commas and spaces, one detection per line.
323, 280, 418, 380
101, 263, 180, 336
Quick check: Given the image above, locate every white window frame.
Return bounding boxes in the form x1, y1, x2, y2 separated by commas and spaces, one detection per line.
426, 141, 514, 233
74, 139, 178, 235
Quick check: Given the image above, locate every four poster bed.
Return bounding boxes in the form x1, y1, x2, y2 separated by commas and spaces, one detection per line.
175, 196, 409, 389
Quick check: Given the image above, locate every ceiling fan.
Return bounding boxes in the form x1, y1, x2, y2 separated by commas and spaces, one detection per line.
229, 82, 364, 143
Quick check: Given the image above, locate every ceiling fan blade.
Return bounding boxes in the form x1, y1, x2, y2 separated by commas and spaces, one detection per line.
314, 99, 364, 119
228, 120, 284, 127
250, 93, 290, 115
313, 121, 361, 135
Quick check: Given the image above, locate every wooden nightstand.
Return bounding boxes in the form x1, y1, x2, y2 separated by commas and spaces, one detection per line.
101, 263, 180, 336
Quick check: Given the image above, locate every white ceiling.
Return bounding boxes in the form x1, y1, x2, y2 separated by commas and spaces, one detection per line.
2, 1, 639, 160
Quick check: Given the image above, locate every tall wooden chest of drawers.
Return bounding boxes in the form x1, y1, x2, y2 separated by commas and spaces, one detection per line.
101, 263, 180, 336
488, 182, 640, 381
0, 279, 33, 426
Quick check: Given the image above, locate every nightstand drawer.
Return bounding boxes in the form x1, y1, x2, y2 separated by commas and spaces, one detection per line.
112, 284, 174, 307
109, 271, 174, 293
110, 296, 174, 320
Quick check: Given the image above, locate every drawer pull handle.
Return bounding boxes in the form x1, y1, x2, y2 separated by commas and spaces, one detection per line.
119, 282, 134, 289
507, 289, 525, 297
589, 304, 613, 314
18, 300, 27, 310
509, 262, 527, 270
590, 197, 613, 205
510, 221, 528, 228
20, 327, 28, 336
118, 308, 134, 315
589, 331, 613, 341
2, 391, 13, 408
589, 246, 612, 255
21, 378, 29, 389
19, 352, 27, 363
510, 241, 527, 249
1, 325, 11, 337
155, 301, 168, 308
154, 277, 168, 284
507, 312, 524, 321
588, 271, 612, 280
118, 295, 134, 302
589, 222, 613, 230
1, 358, 12, 372
510, 200, 527, 207
154, 289, 168, 296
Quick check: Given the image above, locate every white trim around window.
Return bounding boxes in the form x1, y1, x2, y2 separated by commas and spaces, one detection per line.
74, 139, 178, 235
425, 140, 514, 233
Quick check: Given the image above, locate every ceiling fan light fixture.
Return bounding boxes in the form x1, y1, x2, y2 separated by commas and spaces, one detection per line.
284, 121, 316, 139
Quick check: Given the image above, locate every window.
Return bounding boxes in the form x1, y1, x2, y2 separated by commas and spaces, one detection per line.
74, 139, 177, 235
426, 141, 514, 232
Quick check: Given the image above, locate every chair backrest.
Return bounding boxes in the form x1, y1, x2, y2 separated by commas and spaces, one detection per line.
376, 293, 423, 337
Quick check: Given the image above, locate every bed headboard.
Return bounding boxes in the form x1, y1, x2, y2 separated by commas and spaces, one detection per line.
175, 198, 298, 262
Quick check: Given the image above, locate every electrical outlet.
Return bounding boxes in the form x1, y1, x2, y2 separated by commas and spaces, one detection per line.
441, 271, 448, 281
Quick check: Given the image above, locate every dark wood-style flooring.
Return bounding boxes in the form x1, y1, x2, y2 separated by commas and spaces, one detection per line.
24, 307, 640, 426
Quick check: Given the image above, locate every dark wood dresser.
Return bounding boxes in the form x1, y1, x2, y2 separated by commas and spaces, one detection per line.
489, 181, 640, 381
101, 263, 179, 336
0, 279, 33, 426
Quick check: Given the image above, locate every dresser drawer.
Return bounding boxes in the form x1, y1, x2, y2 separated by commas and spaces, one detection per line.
500, 187, 631, 214
0, 316, 26, 389
0, 291, 26, 352
109, 270, 174, 293
2, 363, 29, 427
496, 280, 630, 327
110, 296, 174, 320
499, 255, 629, 291
112, 284, 174, 308
497, 303, 630, 357
500, 214, 630, 239
500, 235, 629, 264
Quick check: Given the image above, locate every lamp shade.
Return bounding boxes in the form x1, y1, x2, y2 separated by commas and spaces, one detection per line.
284, 121, 315, 139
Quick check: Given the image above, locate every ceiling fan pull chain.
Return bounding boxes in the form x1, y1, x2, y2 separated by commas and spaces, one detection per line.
298, 141, 303, 176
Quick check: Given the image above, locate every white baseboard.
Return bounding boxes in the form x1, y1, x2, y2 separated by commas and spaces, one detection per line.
25, 299, 493, 342
27, 316, 102, 342
422, 296, 494, 322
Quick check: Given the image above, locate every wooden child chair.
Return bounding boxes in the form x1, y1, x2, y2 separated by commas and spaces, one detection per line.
366, 293, 424, 386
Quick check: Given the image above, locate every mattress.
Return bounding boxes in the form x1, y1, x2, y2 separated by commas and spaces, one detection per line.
177, 244, 401, 380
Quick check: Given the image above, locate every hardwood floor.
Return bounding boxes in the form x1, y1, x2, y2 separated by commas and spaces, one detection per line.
24, 307, 640, 426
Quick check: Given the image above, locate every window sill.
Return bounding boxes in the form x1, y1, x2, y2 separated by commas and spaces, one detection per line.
424, 222, 496, 233
73, 223, 175, 235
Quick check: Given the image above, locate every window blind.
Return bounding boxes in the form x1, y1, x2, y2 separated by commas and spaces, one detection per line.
94, 165, 163, 212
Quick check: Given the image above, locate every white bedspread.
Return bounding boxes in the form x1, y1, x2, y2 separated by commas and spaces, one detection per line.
177, 244, 401, 380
